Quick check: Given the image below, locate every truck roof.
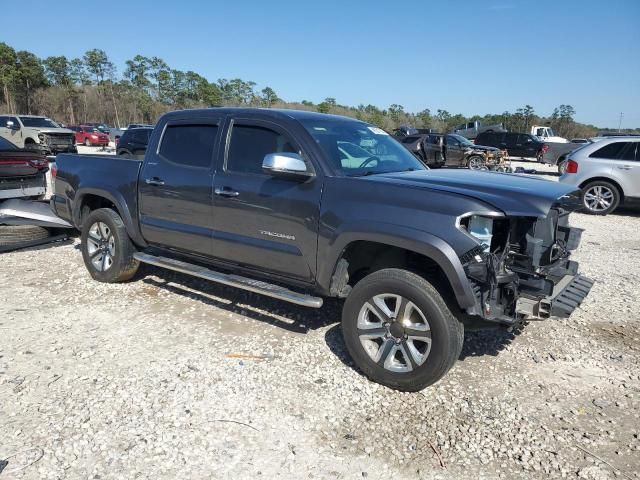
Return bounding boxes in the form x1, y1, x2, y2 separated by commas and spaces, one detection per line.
163, 107, 365, 123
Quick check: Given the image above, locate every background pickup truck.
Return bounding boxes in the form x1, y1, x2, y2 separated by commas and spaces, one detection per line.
51, 108, 593, 392
452, 120, 506, 140
542, 141, 591, 172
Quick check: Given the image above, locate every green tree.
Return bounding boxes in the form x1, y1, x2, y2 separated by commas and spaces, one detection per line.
0, 42, 18, 112
83, 49, 114, 84
14, 50, 46, 114
260, 87, 279, 106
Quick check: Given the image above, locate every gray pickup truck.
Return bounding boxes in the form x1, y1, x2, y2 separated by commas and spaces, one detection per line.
51, 108, 593, 391
452, 120, 507, 140
542, 141, 592, 173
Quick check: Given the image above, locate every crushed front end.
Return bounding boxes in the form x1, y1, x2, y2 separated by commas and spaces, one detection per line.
37, 132, 77, 155
458, 192, 593, 324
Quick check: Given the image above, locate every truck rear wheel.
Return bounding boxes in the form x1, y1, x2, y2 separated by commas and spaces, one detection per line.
80, 208, 139, 282
341, 268, 464, 391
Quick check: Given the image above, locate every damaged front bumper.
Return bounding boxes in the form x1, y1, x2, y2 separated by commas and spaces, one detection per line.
459, 204, 593, 323
515, 271, 594, 319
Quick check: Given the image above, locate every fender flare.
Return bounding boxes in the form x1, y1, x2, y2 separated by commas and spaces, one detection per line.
73, 186, 147, 247
319, 221, 477, 310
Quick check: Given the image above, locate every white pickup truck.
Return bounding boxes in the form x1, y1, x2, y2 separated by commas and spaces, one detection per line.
531, 125, 568, 143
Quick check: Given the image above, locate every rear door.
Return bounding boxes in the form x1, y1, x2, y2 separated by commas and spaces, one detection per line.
211, 117, 322, 283
138, 116, 222, 256
606, 142, 640, 198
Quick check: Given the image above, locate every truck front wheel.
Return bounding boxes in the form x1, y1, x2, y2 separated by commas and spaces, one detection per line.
341, 268, 464, 391
81, 208, 140, 283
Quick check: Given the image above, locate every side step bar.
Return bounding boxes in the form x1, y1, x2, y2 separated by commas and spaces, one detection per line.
133, 252, 323, 308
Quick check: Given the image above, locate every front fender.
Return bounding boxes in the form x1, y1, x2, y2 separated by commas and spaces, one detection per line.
317, 221, 477, 309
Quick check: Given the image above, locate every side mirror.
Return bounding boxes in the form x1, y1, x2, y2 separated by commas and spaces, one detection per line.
6, 121, 19, 130
262, 152, 313, 179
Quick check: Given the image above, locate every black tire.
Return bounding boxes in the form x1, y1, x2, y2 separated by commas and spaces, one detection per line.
581, 180, 620, 215
0, 225, 50, 246
342, 268, 464, 392
80, 208, 139, 282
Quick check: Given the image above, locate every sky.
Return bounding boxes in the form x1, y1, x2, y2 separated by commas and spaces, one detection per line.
3, 0, 639, 128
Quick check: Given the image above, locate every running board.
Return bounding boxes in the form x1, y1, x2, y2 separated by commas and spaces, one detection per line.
133, 252, 323, 308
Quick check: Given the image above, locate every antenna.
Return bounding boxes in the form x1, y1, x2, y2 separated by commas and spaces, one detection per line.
618, 112, 623, 132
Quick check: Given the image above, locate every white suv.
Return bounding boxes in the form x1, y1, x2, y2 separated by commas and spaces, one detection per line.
559, 137, 640, 215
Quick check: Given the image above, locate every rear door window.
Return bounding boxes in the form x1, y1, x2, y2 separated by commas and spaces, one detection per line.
617, 143, 638, 161
589, 142, 628, 160
159, 124, 219, 168
517, 134, 534, 144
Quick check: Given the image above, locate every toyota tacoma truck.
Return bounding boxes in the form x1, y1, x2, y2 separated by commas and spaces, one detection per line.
0, 115, 77, 155
51, 108, 593, 391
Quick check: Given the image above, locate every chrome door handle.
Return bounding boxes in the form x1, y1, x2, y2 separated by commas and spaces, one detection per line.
214, 187, 239, 197
145, 177, 165, 186
617, 165, 633, 170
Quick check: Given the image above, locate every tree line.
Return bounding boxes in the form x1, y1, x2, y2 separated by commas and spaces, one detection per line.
1, 42, 636, 138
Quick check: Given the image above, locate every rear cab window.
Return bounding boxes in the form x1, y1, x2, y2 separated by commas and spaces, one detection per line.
159, 124, 219, 168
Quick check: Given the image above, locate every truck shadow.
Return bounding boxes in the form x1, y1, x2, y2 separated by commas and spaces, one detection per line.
139, 265, 341, 334
323, 322, 526, 372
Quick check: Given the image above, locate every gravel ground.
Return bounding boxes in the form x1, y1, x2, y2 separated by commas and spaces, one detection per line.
2, 157, 639, 479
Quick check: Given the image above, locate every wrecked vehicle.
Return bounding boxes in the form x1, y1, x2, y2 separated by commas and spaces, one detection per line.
0, 137, 49, 200
0, 115, 77, 155
399, 133, 509, 170
51, 108, 592, 391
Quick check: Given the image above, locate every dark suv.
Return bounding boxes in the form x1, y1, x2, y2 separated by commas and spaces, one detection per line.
475, 131, 546, 160
116, 127, 153, 159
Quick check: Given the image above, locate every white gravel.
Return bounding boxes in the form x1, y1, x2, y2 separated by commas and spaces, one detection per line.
1, 157, 639, 479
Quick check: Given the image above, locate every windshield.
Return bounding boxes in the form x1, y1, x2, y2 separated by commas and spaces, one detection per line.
301, 118, 426, 176
0, 137, 18, 150
20, 117, 60, 128
448, 134, 474, 146
547, 128, 556, 136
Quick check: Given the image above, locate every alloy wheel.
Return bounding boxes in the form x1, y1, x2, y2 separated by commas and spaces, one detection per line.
583, 185, 614, 212
468, 157, 483, 170
357, 294, 432, 372
86, 222, 116, 271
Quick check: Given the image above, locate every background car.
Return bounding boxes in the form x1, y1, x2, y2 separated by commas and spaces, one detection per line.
116, 127, 153, 159
559, 137, 640, 215
475, 131, 546, 161
68, 125, 110, 146
0, 136, 49, 200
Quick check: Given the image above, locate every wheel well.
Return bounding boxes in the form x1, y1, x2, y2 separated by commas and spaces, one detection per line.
579, 177, 624, 200
337, 241, 457, 302
78, 194, 121, 226
24, 137, 36, 144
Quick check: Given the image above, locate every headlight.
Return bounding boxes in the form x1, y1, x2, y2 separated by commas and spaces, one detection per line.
38, 133, 45, 141
456, 213, 503, 252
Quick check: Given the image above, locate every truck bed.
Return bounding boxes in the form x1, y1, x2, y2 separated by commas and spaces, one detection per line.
542, 142, 587, 166
51, 153, 143, 232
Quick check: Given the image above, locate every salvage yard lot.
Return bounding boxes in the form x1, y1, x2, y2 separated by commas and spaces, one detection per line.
1, 170, 639, 479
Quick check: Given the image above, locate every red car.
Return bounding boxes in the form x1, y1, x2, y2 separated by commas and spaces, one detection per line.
68, 125, 110, 146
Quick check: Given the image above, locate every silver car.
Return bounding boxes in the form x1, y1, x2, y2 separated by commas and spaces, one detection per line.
559, 137, 640, 215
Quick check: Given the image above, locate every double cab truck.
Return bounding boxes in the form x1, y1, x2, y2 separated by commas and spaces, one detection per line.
51, 108, 593, 391
0, 115, 76, 155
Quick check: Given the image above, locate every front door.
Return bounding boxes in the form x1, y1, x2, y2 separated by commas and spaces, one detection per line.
0, 116, 22, 146
212, 118, 322, 283
138, 117, 222, 257
444, 135, 465, 166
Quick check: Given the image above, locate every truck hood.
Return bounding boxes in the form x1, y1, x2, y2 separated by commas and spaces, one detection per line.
31, 128, 73, 135
370, 169, 579, 217
464, 144, 501, 153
